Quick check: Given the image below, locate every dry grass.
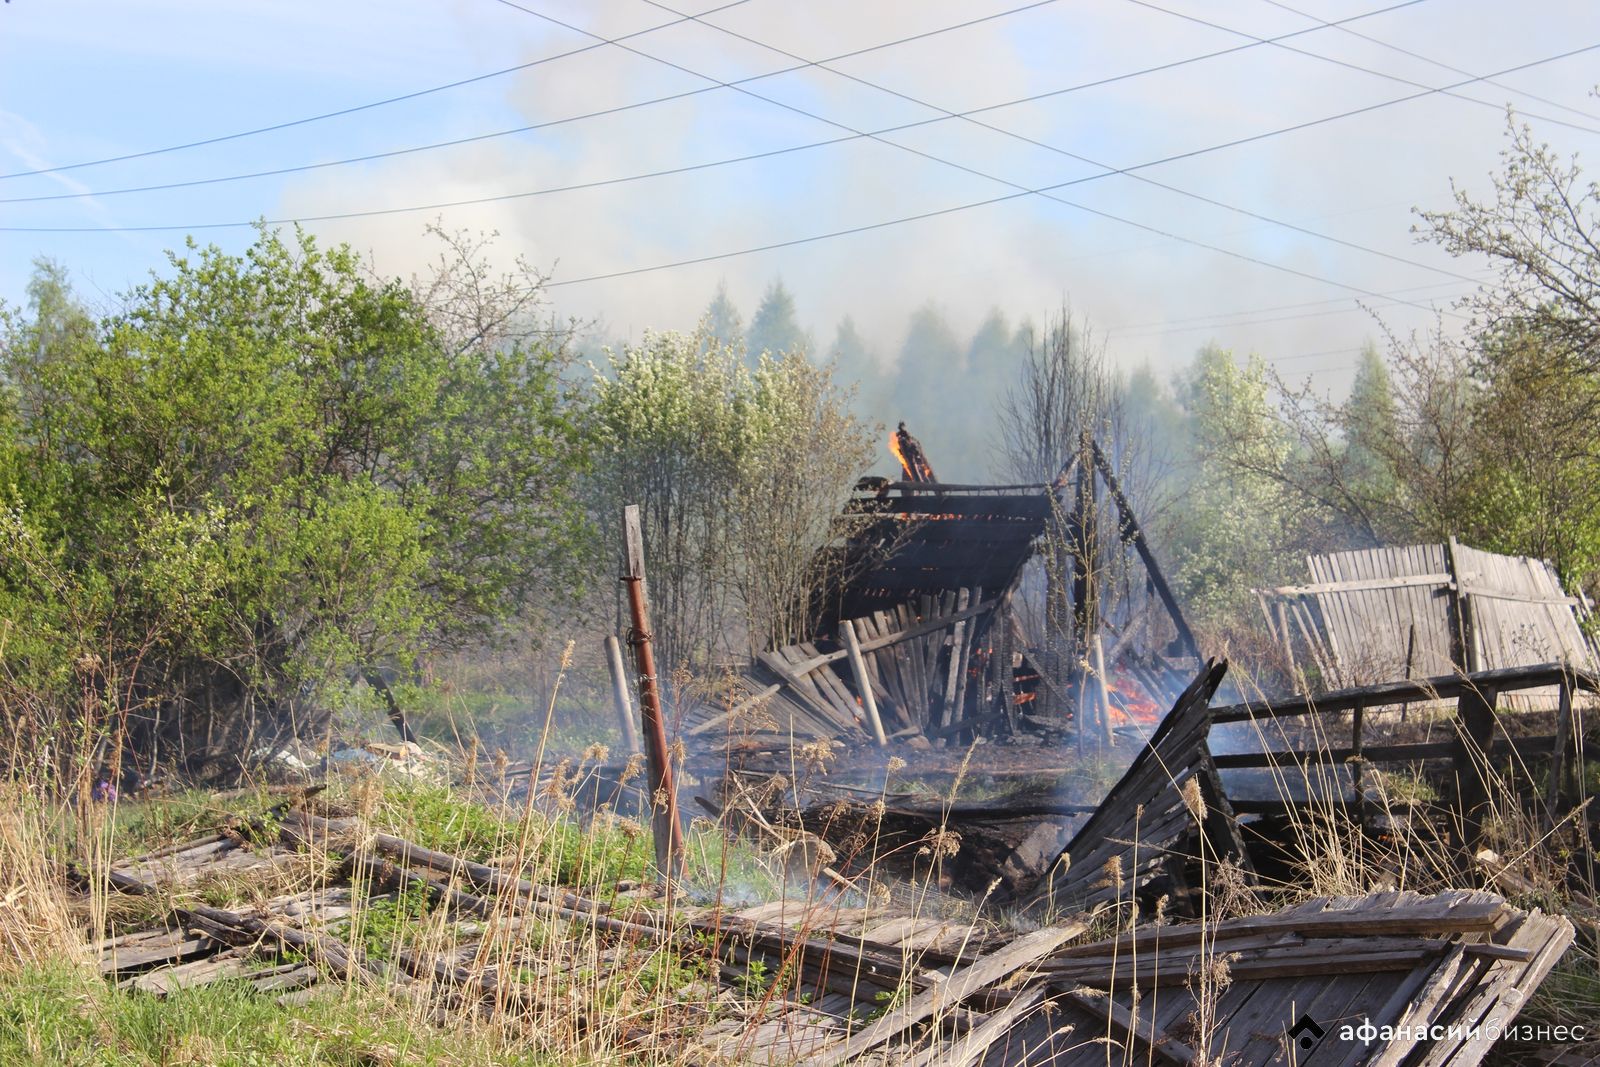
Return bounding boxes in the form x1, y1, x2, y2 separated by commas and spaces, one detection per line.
0, 781, 86, 975
6, 651, 1600, 1065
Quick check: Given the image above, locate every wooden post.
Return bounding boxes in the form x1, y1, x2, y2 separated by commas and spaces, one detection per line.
621, 505, 684, 881
1088, 440, 1199, 659
997, 602, 1017, 732
1351, 702, 1365, 798
840, 620, 887, 747
1268, 598, 1296, 685
1445, 536, 1478, 673
1090, 633, 1114, 748
603, 635, 641, 756
1453, 685, 1497, 855
948, 586, 981, 736
1545, 671, 1574, 828
1070, 457, 1091, 665
940, 588, 972, 729
1400, 622, 1417, 724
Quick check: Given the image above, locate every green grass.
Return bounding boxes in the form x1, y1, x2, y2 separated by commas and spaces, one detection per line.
0, 964, 579, 1066
369, 781, 512, 863
353, 879, 436, 963
110, 789, 282, 856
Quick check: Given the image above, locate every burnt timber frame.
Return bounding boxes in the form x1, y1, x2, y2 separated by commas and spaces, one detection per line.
1023, 660, 1251, 915
813, 438, 1195, 741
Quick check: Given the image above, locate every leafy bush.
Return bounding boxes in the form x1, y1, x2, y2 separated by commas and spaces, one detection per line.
0, 230, 590, 782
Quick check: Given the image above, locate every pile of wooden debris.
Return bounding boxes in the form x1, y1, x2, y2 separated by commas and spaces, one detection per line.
90, 800, 1572, 1065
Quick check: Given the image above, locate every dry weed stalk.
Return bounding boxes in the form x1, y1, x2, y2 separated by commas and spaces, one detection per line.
0, 783, 84, 973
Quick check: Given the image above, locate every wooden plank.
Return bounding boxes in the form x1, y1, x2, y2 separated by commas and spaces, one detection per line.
1060, 989, 1197, 1065
946, 587, 980, 731
101, 935, 215, 976
840, 620, 887, 747
686, 683, 783, 738
781, 596, 998, 678
1210, 662, 1600, 724
127, 949, 256, 995
1457, 583, 1579, 607
872, 611, 908, 706
1367, 946, 1477, 1067
1050, 893, 1510, 961
1272, 573, 1454, 597
757, 650, 838, 727
1288, 970, 1393, 1067
248, 963, 321, 993
1416, 911, 1575, 1067
901, 988, 1047, 1067
799, 924, 1085, 1066
795, 644, 861, 725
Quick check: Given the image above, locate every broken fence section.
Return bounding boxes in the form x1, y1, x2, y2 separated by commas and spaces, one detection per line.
1259, 539, 1600, 698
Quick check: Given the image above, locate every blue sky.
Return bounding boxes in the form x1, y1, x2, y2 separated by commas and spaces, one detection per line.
3, 0, 1598, 390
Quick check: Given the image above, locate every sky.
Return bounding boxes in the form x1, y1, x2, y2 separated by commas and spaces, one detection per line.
2, 0, 1598, 393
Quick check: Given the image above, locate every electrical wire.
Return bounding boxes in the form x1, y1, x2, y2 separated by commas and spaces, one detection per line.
1106, 276, 1485, 333
1127, 0, 1600, 137
0, 0, 758, 182
5, 40, 1590, 263
1108, 289, 1475, 339
1259, 0, 1600, 126
477, 0, 1598, 306
636, 0, 1480, 285
0, 0, 1058, 205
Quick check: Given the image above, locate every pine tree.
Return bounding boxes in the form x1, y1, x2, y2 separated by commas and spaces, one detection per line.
746, 279, 809, 359
702, 281, 743, 350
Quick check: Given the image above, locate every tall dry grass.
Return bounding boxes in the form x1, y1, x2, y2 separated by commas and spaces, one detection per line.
0, 782, 86, 974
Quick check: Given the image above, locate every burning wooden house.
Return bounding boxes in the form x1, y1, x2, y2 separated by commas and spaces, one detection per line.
682, 426, 1197, 756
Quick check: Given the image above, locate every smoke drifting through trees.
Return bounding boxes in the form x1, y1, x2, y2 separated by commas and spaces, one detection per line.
5, 112, 1600, 780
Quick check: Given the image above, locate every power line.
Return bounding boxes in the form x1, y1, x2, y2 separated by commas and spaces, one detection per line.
637, 0, 1479, 285
1108, 287, 1476, 339
0, 0, 1057, 206
481, 0, 1586, 309
1128, 0, 1600, 137
0, 0, 759, 182
1106, 276, 1484, 333
1265, 346, 1366, 362
5, 40, 1591, 256
1259, 0, 1600, 125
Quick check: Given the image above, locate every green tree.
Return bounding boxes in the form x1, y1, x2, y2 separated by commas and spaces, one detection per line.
1420, 119, 1600, 375
586, 329, 872, 669
829, 314, 872, 373
1343, 342, 1401, 512
1417, 117, 1600, 586
702, 281, 744, 350
746, 279, 809, 359
0, 228, 589, 779
966, 308, 1027, 383
1170, 346, 1306, 626
1464, 325, 1600, 584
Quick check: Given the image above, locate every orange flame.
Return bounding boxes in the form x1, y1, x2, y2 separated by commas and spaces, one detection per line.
888, 430, 912, 480
888, 428, 934, 482
1105, 669, 1163, 727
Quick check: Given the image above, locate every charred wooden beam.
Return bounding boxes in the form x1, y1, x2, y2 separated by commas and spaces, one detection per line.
1088, 439, 1198, 659
1211, 661, 1600, 723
